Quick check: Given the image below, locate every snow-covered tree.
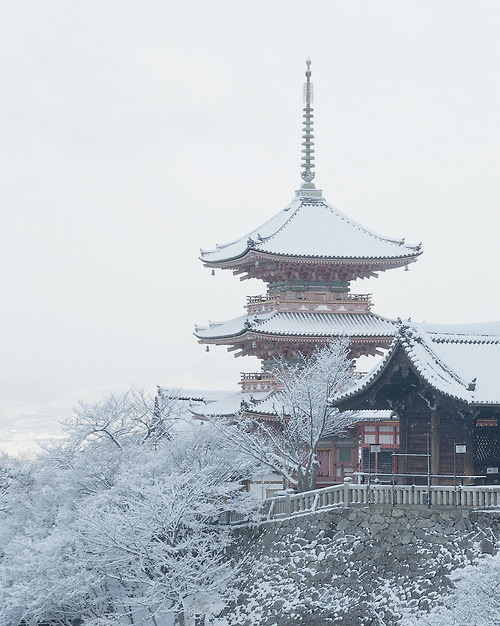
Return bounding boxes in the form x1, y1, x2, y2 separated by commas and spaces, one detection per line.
0, 389, 257, 626
400, 548, 500, 626
212, 338, 358, 493
60, 387, 181, 449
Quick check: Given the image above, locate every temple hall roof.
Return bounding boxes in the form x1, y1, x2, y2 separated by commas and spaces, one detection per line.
200, 196, 421, 266
333, 321, 500, 407
181, 386, 395, 422
187, 390, 273, 418
195, 310, 396, 341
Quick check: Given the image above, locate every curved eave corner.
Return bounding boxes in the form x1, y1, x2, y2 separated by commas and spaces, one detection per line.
193, 328, 248, 341
333, 326, 489, 408
200, 248, 422, 269
401, 334, 476, 406
199, 247, 251, 267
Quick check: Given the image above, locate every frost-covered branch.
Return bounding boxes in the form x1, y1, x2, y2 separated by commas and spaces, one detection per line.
0, 389, 258, 625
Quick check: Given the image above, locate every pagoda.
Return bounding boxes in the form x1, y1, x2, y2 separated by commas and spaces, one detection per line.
195, 61, 421, 375
156, 61, 423, 492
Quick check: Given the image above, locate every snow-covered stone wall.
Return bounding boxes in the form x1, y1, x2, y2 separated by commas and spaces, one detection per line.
223, 507, 500, 625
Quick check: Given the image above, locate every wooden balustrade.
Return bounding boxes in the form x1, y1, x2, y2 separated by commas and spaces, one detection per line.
240, 372, 276, 381
246, 292, 372, 311
246, 293, 371, 304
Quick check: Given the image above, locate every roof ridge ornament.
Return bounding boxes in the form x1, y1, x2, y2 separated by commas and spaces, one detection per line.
296, 59, 323, 200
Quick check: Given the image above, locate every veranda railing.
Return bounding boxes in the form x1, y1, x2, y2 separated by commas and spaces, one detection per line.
259, 478, 500, 521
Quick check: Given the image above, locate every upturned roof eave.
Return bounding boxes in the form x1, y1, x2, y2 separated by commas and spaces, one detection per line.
403, 345, 499, 407
193, 328, 248, 341
200, 248, 422, 269
334, 331, 500, 408
195, 328, 395, 343
195, 310, 397, 342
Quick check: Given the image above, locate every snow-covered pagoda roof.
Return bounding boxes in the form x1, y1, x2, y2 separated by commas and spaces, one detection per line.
333, 321, 500, 406
195, 310, 396, 341
200, 196, 421, 266
201, 60, 421, 276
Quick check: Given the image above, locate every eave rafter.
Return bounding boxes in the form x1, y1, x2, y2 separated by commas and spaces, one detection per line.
199, 331, 392, 360
204, 251, 419, 283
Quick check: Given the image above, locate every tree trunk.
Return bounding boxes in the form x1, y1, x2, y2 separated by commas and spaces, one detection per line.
310, 453, 320, 491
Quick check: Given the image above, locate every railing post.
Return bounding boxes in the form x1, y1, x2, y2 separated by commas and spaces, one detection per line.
311, 493, 320, 512
285, 493, 291, 516
343, 477, 352, 506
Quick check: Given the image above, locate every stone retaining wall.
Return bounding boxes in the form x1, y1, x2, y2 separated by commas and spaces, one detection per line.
223, 507, 500, 625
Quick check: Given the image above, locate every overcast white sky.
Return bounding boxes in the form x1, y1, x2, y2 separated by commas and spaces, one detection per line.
1, 0, 499, 455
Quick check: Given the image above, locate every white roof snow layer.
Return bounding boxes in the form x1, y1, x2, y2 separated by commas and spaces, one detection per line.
195, 311, 396, 340
336, 321, 500, 406
189, 388, 395, 420
201, 197, 420, 263
189, 390, 273, 417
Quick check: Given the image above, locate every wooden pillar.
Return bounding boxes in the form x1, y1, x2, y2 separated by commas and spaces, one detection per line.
431, 409, 440, 485
398, 413, 408, 484
464, 417, 475, 485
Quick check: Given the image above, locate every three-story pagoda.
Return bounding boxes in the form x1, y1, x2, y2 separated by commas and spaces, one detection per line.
195, 61, 421, 373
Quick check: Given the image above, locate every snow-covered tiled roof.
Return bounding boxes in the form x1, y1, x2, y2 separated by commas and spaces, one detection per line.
334, 321, 500, 406
248, 389, 395, 419
245, 391, 288, 416
188, 387, 396, 422
200, 196, 421, 264
355, 409, 396, 421
155, 387, 235, 419
157, 387, 232, 403
195, 310, 396, 340
189, 390, 273, 418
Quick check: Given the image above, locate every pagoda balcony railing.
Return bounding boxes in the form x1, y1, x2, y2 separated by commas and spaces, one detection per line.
241, 371, 366, 381
240, 372, 276, 381
246, 293, 371, 304
246, 293, 372, 313
246, 294, 280, 305
238, 371, 367, 391
239, 371, 283, 392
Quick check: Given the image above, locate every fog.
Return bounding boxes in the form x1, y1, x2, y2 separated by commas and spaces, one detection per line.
1, 0, 499, 454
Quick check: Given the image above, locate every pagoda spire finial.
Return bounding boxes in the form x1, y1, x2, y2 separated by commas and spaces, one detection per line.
297, 59, 323, 199
301, 59, 315, 184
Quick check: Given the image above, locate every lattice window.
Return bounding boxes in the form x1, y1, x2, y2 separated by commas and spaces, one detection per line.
362, 449, 394, 475
475, 434, 500, 464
